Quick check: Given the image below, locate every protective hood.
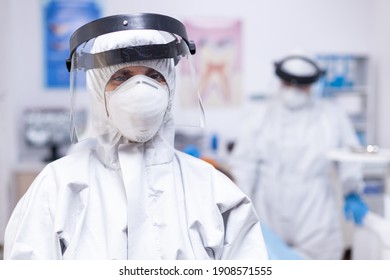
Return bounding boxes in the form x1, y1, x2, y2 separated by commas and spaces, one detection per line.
85, 30, 176, 168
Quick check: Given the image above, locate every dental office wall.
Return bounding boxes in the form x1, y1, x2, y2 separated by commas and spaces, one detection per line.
0, 0, 10, 244
373, 0, 390, 150
1, 0, 389, 245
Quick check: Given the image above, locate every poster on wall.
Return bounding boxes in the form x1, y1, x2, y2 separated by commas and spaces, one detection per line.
180, 18, 243, 108
44, 0, 101, 88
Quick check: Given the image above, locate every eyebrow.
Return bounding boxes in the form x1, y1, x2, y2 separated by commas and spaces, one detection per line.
117, 69, 133, 75
145, 68, 159, 75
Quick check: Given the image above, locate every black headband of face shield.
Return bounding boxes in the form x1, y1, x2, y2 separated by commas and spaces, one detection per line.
274, 55, 326, 85
73, 38, 188, 71
66, 13, 196, 72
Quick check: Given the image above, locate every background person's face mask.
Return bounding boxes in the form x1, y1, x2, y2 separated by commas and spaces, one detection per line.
280, 87, 311, 110
106, 75, 169, 142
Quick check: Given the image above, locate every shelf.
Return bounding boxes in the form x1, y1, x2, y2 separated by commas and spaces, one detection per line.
323, 86, 369, 98
323, 86, 368, 95
326, 148, 390, 164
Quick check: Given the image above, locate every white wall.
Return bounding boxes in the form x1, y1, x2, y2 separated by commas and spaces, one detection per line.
373, 0, 390, 148
1, 0, 387, 242
0, 0, 10, 244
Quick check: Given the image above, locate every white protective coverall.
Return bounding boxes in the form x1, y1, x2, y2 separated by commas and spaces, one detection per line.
231, 97, 363, 260
4, 30, 268, 260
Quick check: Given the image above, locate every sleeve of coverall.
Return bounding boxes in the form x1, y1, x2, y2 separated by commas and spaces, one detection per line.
214, 171, 268, 259
336, 107, 365, 196
4, 167, 62, 259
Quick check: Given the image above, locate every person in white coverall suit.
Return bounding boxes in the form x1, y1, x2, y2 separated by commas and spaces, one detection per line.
231, 54, 364, 259
4, 14, 268, 260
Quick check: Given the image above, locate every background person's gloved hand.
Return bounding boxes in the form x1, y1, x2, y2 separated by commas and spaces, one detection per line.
344, 193, 368, 225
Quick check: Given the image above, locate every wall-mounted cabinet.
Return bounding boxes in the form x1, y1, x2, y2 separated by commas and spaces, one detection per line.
316, 54, 375, 146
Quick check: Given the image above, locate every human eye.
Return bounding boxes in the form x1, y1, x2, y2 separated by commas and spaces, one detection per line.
111, 71, 130, 83
147, 70, 166, 85
111, 74, 127, 82
106, 70, 132, 90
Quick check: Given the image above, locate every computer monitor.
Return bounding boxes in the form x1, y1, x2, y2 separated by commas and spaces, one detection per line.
24, 108, 71, 162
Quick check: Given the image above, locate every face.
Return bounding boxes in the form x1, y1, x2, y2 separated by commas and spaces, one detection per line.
105, 66, 167, 91
281, 81, 311, 93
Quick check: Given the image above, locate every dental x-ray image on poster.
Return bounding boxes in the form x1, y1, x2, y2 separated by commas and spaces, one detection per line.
180, 18, 243, 108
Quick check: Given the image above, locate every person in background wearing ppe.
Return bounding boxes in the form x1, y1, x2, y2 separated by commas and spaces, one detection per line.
230, 54, 364, 259
4, 14, 268, 260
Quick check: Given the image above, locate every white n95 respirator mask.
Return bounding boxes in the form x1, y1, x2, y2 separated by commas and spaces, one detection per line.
280, 87, 311, 110
106, 75, 169, 142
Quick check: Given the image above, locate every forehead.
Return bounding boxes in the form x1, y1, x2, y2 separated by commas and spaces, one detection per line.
281, 80, 311, 89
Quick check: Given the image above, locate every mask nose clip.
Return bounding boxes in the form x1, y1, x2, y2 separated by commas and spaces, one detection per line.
136, 79, 158, 90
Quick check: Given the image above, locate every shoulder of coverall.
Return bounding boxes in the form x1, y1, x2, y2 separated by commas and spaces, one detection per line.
44, 149, 97, 181
175, 149, 238, 183
173, 150, 249, 203
14, 150, 95, 209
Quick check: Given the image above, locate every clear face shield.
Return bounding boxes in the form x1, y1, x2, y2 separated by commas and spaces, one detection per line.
273, 55, 326, 105
66, 14, 204, 143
